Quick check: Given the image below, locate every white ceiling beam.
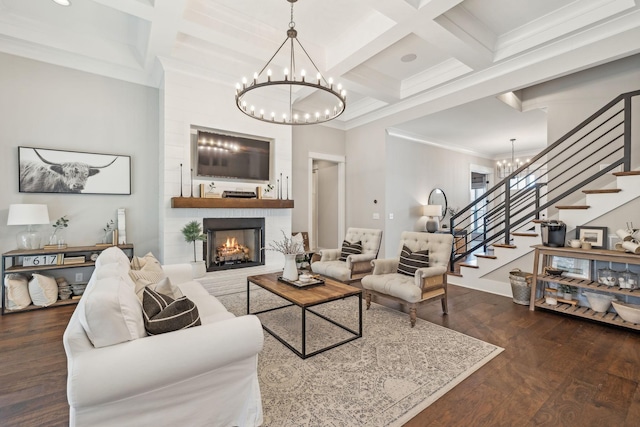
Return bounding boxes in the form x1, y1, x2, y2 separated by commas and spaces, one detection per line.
142, 0, 187, 69
90, 0, 154, 20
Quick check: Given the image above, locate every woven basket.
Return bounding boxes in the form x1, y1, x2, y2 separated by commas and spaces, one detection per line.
509, 268, 532, 305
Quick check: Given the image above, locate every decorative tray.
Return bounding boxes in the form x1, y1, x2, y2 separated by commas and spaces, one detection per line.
277, 275, 325, 288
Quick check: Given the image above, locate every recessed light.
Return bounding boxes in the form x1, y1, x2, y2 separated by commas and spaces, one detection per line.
52, 0, 72, 6
401, 53, 417, 63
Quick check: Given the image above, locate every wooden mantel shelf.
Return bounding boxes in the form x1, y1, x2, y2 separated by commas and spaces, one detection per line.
171, 197, 294, 209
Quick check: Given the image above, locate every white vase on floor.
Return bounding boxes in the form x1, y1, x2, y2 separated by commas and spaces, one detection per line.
282, 254, 299, 281
191, 260, 206, 279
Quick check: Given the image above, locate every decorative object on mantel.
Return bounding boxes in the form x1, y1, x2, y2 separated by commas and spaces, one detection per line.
181, 220, 207, 278
266, 230, 305, 281
7, 204, 50, 250
180, 163, 183, 197
234, 0, 346, 125
190, 168, 194, 198
615, 224, 640, 254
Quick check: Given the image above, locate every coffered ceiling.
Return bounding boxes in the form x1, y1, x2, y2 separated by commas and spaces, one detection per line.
1, 0, 639, 158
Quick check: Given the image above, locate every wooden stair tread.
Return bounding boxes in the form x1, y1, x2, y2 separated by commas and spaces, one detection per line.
582, 188, 621, 194
493, 243, 517, 249
512, 232, 538, 237
532, 219, 544, 223
475, 253, 497, 259
459, 262, 479, 269
613, 171, 640, 176
555, 205, 590, 210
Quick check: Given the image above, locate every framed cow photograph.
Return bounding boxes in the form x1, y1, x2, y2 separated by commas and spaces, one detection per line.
18, 146, 131, 195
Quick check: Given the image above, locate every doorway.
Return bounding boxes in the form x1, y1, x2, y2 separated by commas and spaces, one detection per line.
307, 153, 345, 251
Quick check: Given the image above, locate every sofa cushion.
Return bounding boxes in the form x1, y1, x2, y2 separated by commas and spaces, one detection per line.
78, 275, 146, 348
142, 287, 201, 335
361, 273, 423, 303
397, 245, 429, 276
4, 273, 31, 310
310, 260, 352, 282
339, 240, 362, 261
28, 274, 58, 306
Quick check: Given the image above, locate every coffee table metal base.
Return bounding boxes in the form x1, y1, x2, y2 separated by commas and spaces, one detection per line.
247, 281, 362, 359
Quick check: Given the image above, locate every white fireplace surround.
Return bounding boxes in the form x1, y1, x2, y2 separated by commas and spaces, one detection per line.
160, 69, 293, 295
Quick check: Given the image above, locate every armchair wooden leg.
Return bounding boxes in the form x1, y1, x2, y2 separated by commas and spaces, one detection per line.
365, 292, 371, 310
409, 306, 417, 327
441, 297, 448, 314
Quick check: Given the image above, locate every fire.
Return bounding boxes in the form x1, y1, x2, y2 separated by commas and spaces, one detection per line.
225, 237, 238, 249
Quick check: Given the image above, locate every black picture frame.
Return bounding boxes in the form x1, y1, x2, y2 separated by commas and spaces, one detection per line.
576, 226, 608, 249
18, 146, 131, 195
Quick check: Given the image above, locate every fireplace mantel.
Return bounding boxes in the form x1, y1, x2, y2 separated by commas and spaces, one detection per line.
171, 197, 294, 209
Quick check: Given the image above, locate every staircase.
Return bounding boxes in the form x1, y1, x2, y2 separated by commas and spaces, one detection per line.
449, 171, 640, 296
447, 90, 640, 297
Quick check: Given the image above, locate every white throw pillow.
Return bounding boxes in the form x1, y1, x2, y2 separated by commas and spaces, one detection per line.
78, 275, 146, 348
28, 274, 58, 307
4, 274, 31, 310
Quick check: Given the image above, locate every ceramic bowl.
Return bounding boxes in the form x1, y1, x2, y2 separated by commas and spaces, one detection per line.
298, 274, 313, 283
569, 239, 582, 248
611, 300, 640, 324
584, 292, 616, 313
544, 267, 564, 276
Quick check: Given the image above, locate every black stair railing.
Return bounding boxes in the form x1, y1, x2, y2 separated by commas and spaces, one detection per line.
449, 89, 640, 271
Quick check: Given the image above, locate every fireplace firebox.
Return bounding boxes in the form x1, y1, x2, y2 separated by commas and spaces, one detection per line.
203, 218, 265, 272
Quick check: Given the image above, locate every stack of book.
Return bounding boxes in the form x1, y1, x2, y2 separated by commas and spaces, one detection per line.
63, 256, 86, 265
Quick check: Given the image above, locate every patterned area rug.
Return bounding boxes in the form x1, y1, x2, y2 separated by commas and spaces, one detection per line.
219, 287, 503, 427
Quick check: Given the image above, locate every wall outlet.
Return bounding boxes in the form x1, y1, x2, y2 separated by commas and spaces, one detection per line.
75, 273, 83, 282
389, 213, 394, 219
372, 213, 380, 220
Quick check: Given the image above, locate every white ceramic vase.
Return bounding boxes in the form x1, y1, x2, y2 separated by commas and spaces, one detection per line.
282, 253, 299, 281
191, 260, 207, 279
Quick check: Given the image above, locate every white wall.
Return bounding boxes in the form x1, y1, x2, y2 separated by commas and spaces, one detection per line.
384, 134, 494, 256
0, 53, 159, 256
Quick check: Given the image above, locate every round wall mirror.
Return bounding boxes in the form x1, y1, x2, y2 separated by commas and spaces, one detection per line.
428, 188, 447, 219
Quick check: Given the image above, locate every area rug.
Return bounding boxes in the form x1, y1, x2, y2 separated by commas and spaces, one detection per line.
218, 288, 503, 427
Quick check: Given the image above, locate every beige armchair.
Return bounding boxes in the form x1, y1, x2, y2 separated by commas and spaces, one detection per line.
361, 231, 454, 327
311, 227, 383, 283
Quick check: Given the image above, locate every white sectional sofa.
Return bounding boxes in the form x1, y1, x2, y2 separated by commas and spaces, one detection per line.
63, 247, 264, 427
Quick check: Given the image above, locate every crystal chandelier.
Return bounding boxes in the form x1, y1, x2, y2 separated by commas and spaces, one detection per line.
235, 0, 346, 125
496, 138, 530, 180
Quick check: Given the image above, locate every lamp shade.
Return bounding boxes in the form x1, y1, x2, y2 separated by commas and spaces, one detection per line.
7, 204, 50, 225
423, 205, 442, 217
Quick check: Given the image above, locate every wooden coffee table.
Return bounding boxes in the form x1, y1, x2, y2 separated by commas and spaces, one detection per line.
247, 273, 362, 359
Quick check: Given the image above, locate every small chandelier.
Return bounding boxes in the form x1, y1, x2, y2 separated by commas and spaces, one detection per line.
235, 0, 346, 125
496, 138, 530, 179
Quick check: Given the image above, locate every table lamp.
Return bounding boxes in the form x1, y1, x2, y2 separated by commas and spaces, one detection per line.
423, 204, 442, 233
7, 204, 50, 249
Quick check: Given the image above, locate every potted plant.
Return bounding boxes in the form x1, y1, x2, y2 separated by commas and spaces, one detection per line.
181, 220, 207, 278
266, 230, 305, 281
50, 215, 69, 247
558, 284, 577, 301
263, 183, 275, 199
102, 220, 116, 244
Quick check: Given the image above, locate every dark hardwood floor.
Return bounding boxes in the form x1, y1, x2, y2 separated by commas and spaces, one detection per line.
1, 285, 639, 426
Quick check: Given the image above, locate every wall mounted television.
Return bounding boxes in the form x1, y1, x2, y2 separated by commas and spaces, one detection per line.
193, 128, 271, 182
